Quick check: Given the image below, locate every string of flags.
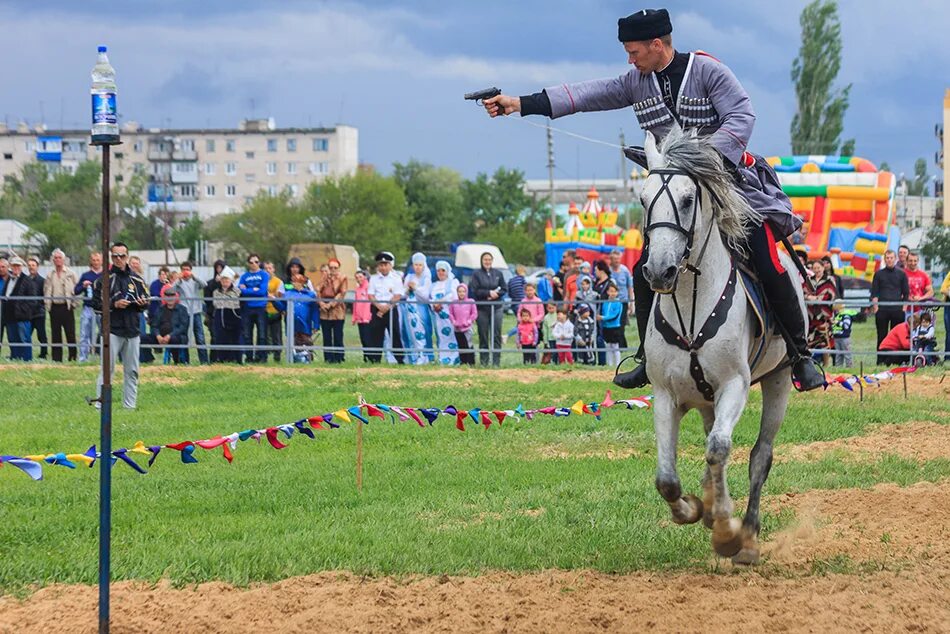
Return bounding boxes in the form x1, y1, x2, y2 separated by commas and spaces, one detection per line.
826, 365, 917, 391
0, 391, 653, 482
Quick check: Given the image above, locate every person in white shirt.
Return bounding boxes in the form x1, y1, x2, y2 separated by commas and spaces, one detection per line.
366, 251, 404, 363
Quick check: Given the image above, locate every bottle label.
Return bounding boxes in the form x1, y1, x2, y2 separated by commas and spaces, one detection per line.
91, 92, 117, 125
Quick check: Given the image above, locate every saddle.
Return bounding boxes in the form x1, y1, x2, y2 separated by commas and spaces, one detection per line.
735, 261, 772, 374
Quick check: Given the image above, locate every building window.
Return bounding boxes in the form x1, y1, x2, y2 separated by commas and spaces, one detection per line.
179, 184, 197, 197
267, 139, 277, 152
225, 162, 237, 175
173, 162, 196, 174
312, 138, 329, 152
205, 185, 216, 197
226, 139, 236, 152
244, 196, 254, 205
287, 162, 297, 175
3, 153, 12, 160
245, 173, 256, 182
133, 162, 145, 173
268, 185, 278, 196
287, 138, 297, 152
25, 141, 35, 152
266, 162, 277, 175
245, 151, 255, 159
133, 141, 143, 152
180, 139, 195, 152
206, 139, 215, 152
114, 152, 124, 159
204, 162, 216, 175
287, 184, 300, 196
115, 174, 124, 182
226, 184, 237, 197
309, 161, 329, 174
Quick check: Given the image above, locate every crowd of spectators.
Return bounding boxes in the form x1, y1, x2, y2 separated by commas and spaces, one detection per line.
0, 242, 947, 369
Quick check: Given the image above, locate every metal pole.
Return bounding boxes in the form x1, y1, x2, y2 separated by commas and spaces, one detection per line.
98, 144, 113, 634
284, 298, 295, 363
490, 303, 495, 366
547, 124, 555, 226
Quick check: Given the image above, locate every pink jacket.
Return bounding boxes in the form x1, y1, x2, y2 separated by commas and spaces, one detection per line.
352, 279, 371, 324
449, 298, 477, 331
518, 299, 545, 326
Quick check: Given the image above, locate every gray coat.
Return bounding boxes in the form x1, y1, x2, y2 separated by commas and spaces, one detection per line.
543, 52, 800, 237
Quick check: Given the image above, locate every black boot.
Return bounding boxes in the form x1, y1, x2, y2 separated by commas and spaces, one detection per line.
767, 276, 826, 392
613, 258, 653, 390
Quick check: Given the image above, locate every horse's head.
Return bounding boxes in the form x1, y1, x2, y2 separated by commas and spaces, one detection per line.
639, 129, 758, 293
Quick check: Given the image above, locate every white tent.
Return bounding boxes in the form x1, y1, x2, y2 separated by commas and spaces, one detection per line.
0, 219, 45, 256
454, 243, 508, 270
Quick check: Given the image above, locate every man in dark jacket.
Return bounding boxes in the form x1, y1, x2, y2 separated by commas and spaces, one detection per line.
93, 242, 149, 409
468, 251, 506, 366
142, 287, 190, 363
5, 257, 36, 361
871, 249, 909, 366
27, 256, 48, 359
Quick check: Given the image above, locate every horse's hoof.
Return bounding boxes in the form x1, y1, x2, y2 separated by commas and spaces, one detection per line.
731, 548, 760, 566
712, 518, 743, 558
672, 494, 703, 525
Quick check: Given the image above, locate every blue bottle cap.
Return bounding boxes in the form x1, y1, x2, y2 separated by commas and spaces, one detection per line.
98, 45, 107, 53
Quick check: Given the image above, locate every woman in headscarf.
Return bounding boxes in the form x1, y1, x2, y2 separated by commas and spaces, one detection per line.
401, 252, 434, 365
429, 260, 460, 365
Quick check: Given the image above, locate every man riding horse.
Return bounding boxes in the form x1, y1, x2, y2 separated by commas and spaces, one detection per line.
484, 8, 826, 392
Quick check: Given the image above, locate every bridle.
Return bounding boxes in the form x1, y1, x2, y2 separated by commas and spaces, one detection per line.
642, 166, 735, 401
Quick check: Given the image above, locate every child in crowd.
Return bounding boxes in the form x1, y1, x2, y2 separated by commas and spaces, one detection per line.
211, 267, 242, 363
517, 308, 539, 364
573, 304, 596, 365
831, 304, 854, 367
276, 273, 320, 363
541, 302, 559, 365
911, 310, 937, 366
449, 283, 477, 366
552, 308, 575, 365
599, 280, 623, 367
574, 275, 598, 318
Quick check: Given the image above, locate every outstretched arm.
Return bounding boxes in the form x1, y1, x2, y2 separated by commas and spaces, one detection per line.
484, 72, 635, 119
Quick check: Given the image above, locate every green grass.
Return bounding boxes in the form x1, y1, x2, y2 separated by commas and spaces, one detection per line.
0, 364, 947, 592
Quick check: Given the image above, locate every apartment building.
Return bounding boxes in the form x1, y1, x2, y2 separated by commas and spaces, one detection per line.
0, 118, 359, 219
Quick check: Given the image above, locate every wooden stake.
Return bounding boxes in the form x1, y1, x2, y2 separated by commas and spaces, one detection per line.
356, 394, 365, 492
902, 372, 908, 400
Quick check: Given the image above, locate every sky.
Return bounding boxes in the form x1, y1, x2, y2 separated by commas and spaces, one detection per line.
0, 0, 947, 183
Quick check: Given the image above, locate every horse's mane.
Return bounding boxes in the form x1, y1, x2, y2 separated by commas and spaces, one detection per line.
658, 127, 763, 254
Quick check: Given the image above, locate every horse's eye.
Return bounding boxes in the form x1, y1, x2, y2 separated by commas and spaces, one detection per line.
682, 196, 694, 209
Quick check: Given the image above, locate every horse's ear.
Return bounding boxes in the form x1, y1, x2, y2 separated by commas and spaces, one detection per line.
644, 132, 662, 169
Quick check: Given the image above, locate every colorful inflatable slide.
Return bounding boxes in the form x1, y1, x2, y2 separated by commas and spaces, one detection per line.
766, 155, 900, 280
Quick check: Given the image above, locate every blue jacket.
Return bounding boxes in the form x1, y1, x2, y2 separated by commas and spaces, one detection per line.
276, 287, 320, 335
75, 270, 102, 308
601, 299, 623, 329
238, 270, 270, 309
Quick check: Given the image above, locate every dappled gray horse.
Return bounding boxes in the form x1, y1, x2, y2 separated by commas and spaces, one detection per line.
639, 128, 803, 564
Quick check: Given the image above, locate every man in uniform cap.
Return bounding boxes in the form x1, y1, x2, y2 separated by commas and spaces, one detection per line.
366, 251, 405, 364
483, 8, 824, 392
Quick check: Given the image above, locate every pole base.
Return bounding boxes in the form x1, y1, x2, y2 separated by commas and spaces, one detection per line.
91, 135, 122, 146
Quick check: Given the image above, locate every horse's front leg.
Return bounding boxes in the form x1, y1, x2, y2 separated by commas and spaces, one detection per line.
653, 391, 703, 525
706, 379, 750, 557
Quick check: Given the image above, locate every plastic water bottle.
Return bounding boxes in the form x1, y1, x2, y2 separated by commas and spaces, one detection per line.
91, 45, 119, 145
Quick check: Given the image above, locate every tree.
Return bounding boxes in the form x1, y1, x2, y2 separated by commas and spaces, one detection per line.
920, 225, 950, 269
171, 216, 209, 261
790, 0, 852, 155
475, 221, 545, 266
303, 171, 412, 267
212, 191, 309, 268
393, 160, 473, 253
906, 158, 930, 196
879, 161, 892, 172
840, 139, 855, 157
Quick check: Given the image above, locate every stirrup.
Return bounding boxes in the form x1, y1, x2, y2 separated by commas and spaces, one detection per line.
791, 356, 826, 392
613, 353, 650, 389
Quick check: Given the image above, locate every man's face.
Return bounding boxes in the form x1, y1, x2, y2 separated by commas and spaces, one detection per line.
28, 260, 38, 276
11, 263, 22, 278
898, 247, 909, 263
377, 261, 392, 275
573, 257, 584, 270
159, 270, 169, 283
181, 265, 193, 279
263, 262, 275, 275
110, 246, 129, 268
164, 293, 178, 307
0, 260, 7, 277
624, 39, 664, 73
53, 252, 64, 268
247, 257, 260, 272
130, 258, 143, 275
609, 251, 621, 266
907, 255, 919, 271
90, 253, 102, 270
884, 252, 898, 268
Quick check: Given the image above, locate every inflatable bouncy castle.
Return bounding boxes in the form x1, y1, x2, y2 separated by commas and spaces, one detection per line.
544, 187, 643, 271
766, 155, 901, 280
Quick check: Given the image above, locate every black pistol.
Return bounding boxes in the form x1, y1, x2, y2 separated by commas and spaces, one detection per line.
464, 87, 501, 103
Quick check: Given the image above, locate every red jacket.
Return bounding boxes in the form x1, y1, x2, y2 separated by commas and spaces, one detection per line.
879, 322, 910, 351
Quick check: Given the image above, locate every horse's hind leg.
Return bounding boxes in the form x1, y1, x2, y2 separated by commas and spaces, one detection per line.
707, 379, 750, 558
699, 407, 715, 530
653, 392, 703, 525
733, 368, 791, 565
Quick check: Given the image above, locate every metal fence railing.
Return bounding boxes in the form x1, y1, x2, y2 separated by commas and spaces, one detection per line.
0, 294, 947, 366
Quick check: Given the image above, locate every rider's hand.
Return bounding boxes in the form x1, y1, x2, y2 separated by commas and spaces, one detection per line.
484, 95, 520, 118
